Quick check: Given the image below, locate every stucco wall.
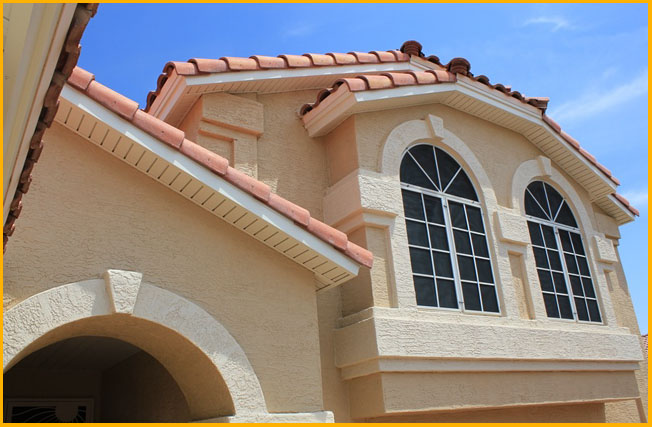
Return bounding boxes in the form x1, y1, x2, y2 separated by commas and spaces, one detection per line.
3, 123, 325, 414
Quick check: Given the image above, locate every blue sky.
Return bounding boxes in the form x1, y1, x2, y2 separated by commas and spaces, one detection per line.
78, 3, 648, 332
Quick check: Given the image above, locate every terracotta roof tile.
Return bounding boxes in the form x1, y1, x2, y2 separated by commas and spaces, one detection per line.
613, 193, 640, 217
65, 66, 374, 269
87, 81, 139, 121
348, 51, 379, 64
278, 54, 312, 68
303, 53, 336, 67
250, 55, 287, 69
220, 57, 259, 71
189, 58, 229, 73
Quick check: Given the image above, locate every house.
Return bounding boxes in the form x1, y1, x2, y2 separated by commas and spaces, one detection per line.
2, 33, 647, 422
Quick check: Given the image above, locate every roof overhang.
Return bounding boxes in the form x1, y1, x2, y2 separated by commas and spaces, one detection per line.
149, 60, 433, 127
57, 83, 362, 288
301, 75, 634, 225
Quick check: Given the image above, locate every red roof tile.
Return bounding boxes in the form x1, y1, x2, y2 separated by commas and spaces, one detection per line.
67, 66, 374, 269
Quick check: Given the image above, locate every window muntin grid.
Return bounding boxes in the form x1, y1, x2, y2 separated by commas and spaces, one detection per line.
525, 181, 602, 323
400, 144, 498, 313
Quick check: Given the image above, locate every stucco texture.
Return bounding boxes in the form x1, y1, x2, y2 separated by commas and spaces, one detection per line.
3, 123, 325, 415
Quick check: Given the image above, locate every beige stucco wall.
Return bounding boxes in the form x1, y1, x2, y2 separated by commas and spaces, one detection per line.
3, 123, 326, 415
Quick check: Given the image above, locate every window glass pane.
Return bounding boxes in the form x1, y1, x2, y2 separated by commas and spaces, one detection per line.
557, 295, 574, 319
582, 277, 596, 298
533, 247, 549, 269
528, 181, 551, 219
577, 256, 590, 276
559, 229, 573, 252
569, 275, 583, 296
570, 232, 585, 255
545, 182, 564, 221
409, 145, 441, 190
542, 225, 557, 249
548, 249, 562, 271
429, 225, 449, 250
448, 201, 467, 229
409, 247, 432, 275
564, 254, 578, 274
401, 190, 424, 220
414, 276, 437, 307
400, 154, 436, 190
537, 269, 554, 292
575, 297, 589, 321
471, 234, 489, 258
437, 279, 458, 308
480, 285, 499, 312
543, 293, 559, 317
476, 258, 493, 283
527, 221, 544, 246
435, 148, 460, 191
587, 299, 601, 322
433, 252, 453, 278
556, 201, 578, 228
446, 171, 478, 201
406, 220, 428, 247
552, 272, 567, 294
457, 255, 476, 281
525, 190, 548, 219
453, 230, 472, 254
462, 282, 481, 311
466, 206, 484, 232
423, 195, 444, 224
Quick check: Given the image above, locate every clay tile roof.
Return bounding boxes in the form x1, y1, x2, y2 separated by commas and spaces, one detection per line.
145, 47, 412, 112
66, 66, 374, 269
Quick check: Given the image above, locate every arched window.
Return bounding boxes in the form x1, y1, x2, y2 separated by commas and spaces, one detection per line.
400, 144, 499, 313
525, 181, 602, 323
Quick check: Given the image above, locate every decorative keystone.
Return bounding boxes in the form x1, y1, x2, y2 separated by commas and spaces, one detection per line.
447, 57, 471, 76
400, 40, 423, 57
103, 269, 143, 314
536, 156, 552, 178
495, 210, 529, 245
593, 234, 618, 264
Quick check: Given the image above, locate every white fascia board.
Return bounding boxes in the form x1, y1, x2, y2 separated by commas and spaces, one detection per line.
150, 72, 187, 121
607, 194, 637, 221
60, 84, 361, 276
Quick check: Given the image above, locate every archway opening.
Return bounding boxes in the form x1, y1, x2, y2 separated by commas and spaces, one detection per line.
4, 336, 190, 422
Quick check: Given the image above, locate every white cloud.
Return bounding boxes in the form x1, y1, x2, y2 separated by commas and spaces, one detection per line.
523, 16, 572, 32
622, 190, 648, 212
547, 70, 648, 123
282, 24, 316, 38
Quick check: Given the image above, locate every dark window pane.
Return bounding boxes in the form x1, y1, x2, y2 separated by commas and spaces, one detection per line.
582, 277, 596, 298
545, 183, 564, 221
587, 299, 601, 322
527, 182, 551, 219
433, 252, 453, 278
435, 148, 461, 191
542, 225, 557, 249
577, 256, 590, 276
437, 279, 458, 308
406, 220, 428, 247
548, 250, 562, 271
414, 276, 437, 307
537, 269, 554, 292
525, 190, 549, 219
569, 275, 583, 296
480, 284, 499, 312
476, 258, 493, 283
462, 282, 481, 311
448, 201, 467, 229
558, 295, 574, 319
453, 230, 472, 254
457, 255, 477, 281
556, 201, 578, 228
553, 272, 568, 294
409, 145, 440, 190
409, 247, 433, 275
533, 247, 549, 269
423, 195, 444, 224
429, 225, 449, 250
471, 233, 489, 258
402, 190, 424, 220
543, 292, 560, 317
446, 170, 478, 201
564, 254, 578, 274
466, 206, 484, 232
570, 232, 585, 255
559, 229, 573, 252
575, 297, 589, 321
400, 154, 436, 190
527, 221, 544, 246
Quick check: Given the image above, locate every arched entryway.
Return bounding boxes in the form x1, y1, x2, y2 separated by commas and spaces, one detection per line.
3, 270, 269, 422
